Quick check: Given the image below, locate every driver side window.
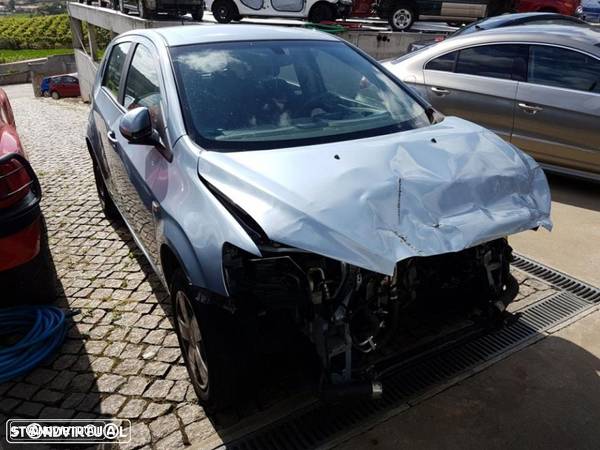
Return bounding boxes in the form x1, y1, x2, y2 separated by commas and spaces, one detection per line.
123, 44, 164, 130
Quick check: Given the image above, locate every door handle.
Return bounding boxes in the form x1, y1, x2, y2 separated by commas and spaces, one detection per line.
518, 102, 543, 114
430, 87, 450, 96
107, 130, 118, 145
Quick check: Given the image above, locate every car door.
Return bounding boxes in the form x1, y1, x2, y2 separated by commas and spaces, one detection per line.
512, 45, 600, 176
92, 41, 132, 205
112, 39, 171, 266
423, 44, 527, 141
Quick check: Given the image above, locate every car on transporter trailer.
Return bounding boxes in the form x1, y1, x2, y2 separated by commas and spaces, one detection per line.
86, 24, 551, 411
0, 88, 56, 304
206, 0, 353, 23
351, 0, 515, 31
77, 0, 205, 20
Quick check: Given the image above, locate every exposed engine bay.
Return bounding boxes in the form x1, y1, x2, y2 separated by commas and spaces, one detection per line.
222, 238, 518, 398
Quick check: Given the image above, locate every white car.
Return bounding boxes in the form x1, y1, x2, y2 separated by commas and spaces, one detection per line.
206, 0, 352, 23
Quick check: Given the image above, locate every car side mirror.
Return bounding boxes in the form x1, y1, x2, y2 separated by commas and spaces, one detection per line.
119, 107, 157, 145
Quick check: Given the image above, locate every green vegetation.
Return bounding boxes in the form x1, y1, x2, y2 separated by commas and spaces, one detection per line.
0, 14, 111, 63
0, 14, 73, 50
0, 48, 73, 64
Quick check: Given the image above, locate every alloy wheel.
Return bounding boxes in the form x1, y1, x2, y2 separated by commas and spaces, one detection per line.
392, 8, 412, 30
176, 291, 209, 392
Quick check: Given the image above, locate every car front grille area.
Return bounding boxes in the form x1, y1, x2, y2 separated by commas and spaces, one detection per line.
217, 254, 600, 450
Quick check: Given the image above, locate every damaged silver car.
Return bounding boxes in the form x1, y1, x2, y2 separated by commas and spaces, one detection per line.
86, 24, 552, 411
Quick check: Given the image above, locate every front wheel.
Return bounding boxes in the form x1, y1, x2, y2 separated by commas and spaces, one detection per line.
388, 4, 415, 31
138, 0, 152, 18
172, 270, 249, 412
308, 2, 334, 22
212, 0, 237, 23
191, 5, 204, 20
51, 91, 60, 100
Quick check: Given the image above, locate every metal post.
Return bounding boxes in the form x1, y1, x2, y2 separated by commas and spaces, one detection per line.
88, 23, 99, 61
69, 16, 85, 51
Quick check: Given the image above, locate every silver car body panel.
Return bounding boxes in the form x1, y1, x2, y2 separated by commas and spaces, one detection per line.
88, 26, 552, 298
198, 117, 551, 278
383, 25, 600, 180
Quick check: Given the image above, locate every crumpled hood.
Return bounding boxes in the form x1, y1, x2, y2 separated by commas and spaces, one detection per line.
197, 117, 552, 275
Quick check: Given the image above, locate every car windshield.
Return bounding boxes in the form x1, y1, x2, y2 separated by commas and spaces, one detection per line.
170, 40, 430, 150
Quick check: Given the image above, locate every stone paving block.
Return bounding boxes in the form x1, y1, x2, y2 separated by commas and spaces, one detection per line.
149, 413, 180, 440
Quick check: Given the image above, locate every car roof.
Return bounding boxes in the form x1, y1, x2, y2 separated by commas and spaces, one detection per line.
122, 24, 339, 47
479, 12, 583, 26
439, 24, 600, 56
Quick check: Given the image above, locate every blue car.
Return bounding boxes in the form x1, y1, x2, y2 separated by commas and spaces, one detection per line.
40, 76, 51, 97
86, 25, 551, 412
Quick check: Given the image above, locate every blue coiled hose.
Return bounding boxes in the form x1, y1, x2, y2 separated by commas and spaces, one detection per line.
0, 306, 71, 384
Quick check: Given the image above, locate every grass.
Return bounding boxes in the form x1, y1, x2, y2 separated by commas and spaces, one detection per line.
0, 48, 73, 64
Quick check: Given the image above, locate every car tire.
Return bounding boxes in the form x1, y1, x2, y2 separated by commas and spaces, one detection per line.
51, 91, 60, 100
92, 160, 120, 221
211, 0, 237, 23
138, 0, 152, 18
191, 6, 204, 20
42, 90, 49, 97
308, 2, 334, 22
4, 216, 58, 305
388, 3, 415, 31
171, 269, 249, 412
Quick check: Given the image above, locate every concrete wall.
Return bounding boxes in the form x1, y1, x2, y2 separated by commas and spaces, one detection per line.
74, 49, 98, 102
0, 58, 44, 85
341, 30, 440, 60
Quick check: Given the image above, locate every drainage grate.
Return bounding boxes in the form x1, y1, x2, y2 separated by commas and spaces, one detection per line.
512, 254, 600, 304
218, 257, 599, 450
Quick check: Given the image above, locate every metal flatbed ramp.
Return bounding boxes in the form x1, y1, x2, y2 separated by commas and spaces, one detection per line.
206, 255, 600, 450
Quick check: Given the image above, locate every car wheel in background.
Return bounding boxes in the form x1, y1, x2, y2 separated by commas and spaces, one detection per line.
92, 161, 120, 220
171, 269, 249, 412
308, 2, 334, 22
191, 5, 204, 20
137, 0, 151, 18
42, 90, 49, 97
51, 91, 60, 100
388, 3, 415, 31
212, 0, 238, 23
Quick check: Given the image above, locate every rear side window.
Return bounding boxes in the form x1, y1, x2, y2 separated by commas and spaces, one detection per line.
102, 42, 131, 99
425, 51, 457, 72
455, 45, 527, 81
528, 46, 600, 93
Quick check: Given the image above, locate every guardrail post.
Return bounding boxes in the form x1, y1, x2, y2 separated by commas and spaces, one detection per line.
88, 24, 99, 61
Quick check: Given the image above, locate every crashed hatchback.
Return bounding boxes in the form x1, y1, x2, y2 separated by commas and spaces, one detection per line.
86, 25, 551, 411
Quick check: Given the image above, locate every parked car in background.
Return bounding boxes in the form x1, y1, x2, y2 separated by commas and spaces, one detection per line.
40, 76, 52, 97
49, 74, 81, 100
516, 0, 582, 16
206, 0, 352, 22
408, 12, 587, 52
0, 88, 55, 304
87, 25, 551, 411
352, 0, 514, 31
116, 0, 205, 20
582, 0, 600, 22
384, 25, 600, 181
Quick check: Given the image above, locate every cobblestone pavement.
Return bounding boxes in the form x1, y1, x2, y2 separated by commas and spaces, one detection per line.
0, 85, 559, 450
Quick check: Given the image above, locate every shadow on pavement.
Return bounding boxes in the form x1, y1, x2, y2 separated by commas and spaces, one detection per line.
341, 328, 600, 450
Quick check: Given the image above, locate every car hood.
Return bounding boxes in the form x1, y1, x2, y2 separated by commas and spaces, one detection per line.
197, 117, 552, 275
